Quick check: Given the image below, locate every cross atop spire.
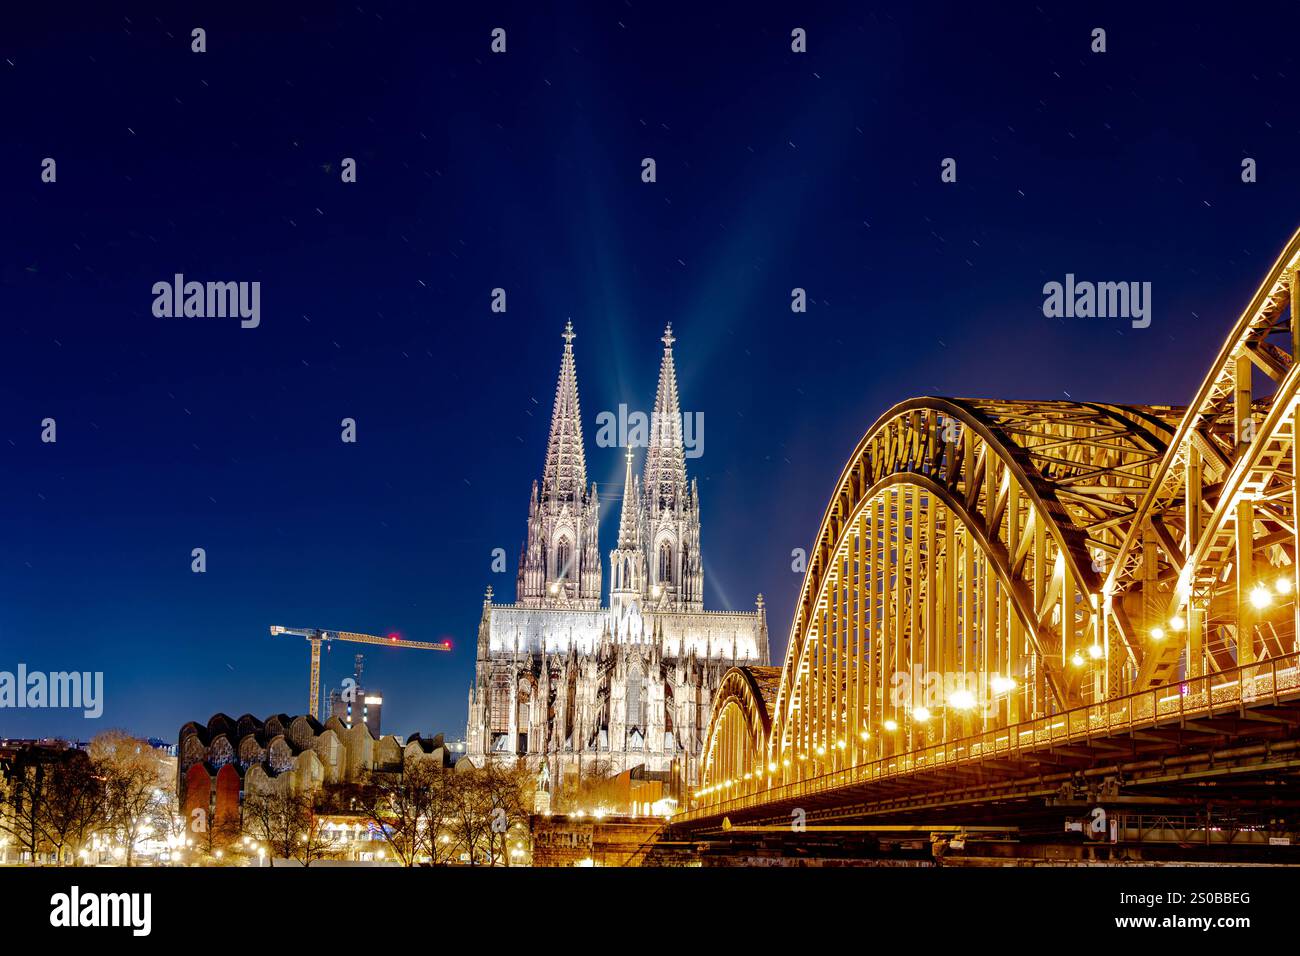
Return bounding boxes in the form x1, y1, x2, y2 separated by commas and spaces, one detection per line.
563, 319, 576, 348
661, 323, 675, 349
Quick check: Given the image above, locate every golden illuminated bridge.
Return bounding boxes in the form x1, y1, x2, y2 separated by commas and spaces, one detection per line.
674, 229, 1300, 861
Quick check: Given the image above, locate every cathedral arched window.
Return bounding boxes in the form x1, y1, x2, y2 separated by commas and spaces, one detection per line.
658, 542, 672, 584
555, 537, 571, 580
626, 666, 646, 732
490, 678, 511, 734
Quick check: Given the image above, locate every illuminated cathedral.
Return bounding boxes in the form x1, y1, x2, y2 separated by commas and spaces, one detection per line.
465, 322, 769, 796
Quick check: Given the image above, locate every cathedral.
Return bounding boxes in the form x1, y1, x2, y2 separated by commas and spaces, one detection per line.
465, 321, 769, 800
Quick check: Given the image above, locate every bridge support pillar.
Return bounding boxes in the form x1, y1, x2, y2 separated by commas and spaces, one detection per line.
1292, 269, 1300, 654
1234, 353, 1256, 666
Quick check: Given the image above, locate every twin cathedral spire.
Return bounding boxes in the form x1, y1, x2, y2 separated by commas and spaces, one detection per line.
516, 321, 704, 615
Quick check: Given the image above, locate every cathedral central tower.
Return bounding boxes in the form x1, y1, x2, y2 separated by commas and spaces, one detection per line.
609, 448, 648, 639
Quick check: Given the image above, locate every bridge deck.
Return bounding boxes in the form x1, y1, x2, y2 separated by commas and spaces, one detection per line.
677, 652, 1300, 830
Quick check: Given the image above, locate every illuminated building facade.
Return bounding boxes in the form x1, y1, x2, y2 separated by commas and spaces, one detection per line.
466, 322, 769, 791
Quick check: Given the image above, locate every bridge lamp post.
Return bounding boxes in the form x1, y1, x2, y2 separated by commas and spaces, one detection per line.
947, 689, 976, 739
1249, 584, 1273, 611
989, 675, 1016, 727
1087, 643, 1106, 701
1271, 576, 1297, 654
873, 723, 894, 764
831, 738, 847, 773
1245, 583, 1276, 683
882, 719, 899, 760
910, 707, 932, 751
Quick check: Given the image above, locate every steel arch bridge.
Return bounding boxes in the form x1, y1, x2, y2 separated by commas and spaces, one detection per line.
685, 227, 1300, 837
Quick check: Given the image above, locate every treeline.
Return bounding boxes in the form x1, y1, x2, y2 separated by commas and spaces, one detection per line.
0, 731, 175, 866
2, 733, 536, 867
191, 759, 535, 867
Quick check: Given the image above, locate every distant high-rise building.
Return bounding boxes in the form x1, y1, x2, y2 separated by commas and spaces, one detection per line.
328, 655, 383, 735
329, 687, 383, 736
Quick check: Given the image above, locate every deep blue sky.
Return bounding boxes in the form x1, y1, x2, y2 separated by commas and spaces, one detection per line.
3, 2, 1299, 741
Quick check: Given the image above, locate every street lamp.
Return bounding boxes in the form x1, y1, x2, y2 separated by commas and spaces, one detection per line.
949, 689, 976, 710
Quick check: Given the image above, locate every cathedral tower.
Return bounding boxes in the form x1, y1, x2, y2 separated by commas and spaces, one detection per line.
517, 321, 602, 608
642, 324, 704, 611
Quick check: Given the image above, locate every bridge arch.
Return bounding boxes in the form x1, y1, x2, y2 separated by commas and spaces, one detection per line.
765, 397, 1179, 779
698, 667, 779, 797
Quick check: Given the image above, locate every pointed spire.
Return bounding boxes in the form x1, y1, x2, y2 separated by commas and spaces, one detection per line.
618, 448, 639, 549
541, 320, 587, 504
643, 323, 687, 509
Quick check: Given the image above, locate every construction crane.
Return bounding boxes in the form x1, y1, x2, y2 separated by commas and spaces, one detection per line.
270, 625, 452, 719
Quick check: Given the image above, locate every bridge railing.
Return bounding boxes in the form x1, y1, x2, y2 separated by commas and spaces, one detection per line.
681, 651, 1300, 822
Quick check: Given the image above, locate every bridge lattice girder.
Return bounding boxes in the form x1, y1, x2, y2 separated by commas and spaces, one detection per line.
1105, 228, 1300, 688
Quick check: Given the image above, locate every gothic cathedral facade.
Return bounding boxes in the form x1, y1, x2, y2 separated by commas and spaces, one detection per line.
466, 321, 769, 799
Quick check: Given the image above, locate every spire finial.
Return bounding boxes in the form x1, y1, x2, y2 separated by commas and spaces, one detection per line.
563, 319, 576, 348
661, 323, 675, 349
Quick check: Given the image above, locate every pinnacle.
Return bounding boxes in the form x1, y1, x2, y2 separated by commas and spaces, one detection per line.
643, 325, 687, 510
541, 322, 587, 503
618, 447, 639, 549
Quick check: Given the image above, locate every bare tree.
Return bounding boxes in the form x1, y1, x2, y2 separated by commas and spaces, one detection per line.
355, 758, 454, 866
481, 762, 532, 867
149, 778, 187, 854
440, 762, 534, 866
186, 801, 242, 865
89, 731, 166, 866
291, 803, 337, 867
242, 788, 334, 867
0, 747, 49, 862
38, 750, 104, 865
447, 766, 495, 865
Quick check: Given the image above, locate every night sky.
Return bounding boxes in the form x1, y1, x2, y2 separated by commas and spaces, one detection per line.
3, 2, 1299, 741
